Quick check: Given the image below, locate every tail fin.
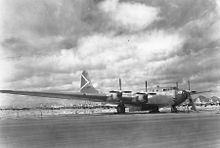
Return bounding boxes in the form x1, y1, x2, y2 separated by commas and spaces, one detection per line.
80, 71, 99, 94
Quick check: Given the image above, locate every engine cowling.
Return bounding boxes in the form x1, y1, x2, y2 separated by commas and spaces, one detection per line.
108, 90, 123, 101
135, 92, 148, 102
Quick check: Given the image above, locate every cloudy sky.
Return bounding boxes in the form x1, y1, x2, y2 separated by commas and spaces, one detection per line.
0, 0, 220, 106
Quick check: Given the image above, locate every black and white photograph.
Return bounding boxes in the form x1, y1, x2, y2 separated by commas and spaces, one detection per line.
0, 0, 220, 148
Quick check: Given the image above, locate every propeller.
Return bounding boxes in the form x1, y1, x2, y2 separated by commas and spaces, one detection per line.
187, 92, 197, 111
118, 78, 132, 93
186, 80, 197, 111
109, 78, 132, 98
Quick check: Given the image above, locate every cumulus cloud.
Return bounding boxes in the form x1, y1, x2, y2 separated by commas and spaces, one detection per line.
1, 28, 184, 91
0, 51, 14, 87
77, 30, 184, 71
60, 29, 185, 92
98, 0, 160, 31
209, 0, 220, 41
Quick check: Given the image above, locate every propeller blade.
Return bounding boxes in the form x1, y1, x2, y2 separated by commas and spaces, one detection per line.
188, 93, 196, 111
119, 78, 122, 91
188, 80, 191, 91
122, 90, 132, 93
176, 82, 179, 90
190, 90, 212, 95
145, 81, 148, 92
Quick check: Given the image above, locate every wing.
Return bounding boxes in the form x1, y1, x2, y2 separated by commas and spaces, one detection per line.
0, 71, 109, 102
0, 90, 108, 102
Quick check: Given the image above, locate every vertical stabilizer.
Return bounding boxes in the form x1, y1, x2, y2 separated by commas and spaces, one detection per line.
80, 71, 99, 94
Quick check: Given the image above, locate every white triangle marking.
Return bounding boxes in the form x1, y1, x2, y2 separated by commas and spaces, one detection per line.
80, 74, 90, 91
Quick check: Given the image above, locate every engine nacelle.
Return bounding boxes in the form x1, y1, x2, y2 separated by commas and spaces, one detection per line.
108, 90, 123, 101
135, 92, 148, 102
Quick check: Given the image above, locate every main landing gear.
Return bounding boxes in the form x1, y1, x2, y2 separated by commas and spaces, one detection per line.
116, 102, 125, 114
149, 106, 159, 113
141, 104, 160, 113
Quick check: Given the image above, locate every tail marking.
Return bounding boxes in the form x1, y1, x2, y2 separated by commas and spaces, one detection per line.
80, 73, 90, 91
80, 71, 99, 94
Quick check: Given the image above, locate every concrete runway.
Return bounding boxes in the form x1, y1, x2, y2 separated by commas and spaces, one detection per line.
0, 112, 220, 148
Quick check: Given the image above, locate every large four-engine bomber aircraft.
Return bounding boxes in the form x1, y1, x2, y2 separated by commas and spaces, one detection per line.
0, 71, 210, 113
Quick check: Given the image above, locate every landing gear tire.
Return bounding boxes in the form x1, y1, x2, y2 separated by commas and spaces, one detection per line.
149, 106, 159, 113
116, 103, 125, 114
171, 105, 178, 113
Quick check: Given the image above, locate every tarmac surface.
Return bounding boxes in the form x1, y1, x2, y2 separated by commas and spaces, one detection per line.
0, 112, 220, 148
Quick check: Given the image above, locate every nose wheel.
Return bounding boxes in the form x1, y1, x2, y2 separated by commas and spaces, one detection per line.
116, 102, 125, 114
